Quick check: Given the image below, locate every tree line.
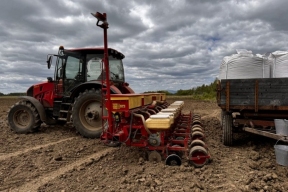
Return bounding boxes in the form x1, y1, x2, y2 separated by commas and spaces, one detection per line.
0, 92, 26, 96
146, 79, 218, 100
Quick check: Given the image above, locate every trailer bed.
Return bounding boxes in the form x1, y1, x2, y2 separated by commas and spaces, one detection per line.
218, 78, 288, 112
217, 78, 288, 145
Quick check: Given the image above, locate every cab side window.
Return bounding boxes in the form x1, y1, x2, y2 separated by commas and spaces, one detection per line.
65, 56, 82, 80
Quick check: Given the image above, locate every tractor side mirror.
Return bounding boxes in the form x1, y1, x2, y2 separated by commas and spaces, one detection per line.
47, 55, 53, 69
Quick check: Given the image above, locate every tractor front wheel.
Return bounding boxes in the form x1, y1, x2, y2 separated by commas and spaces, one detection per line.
72, 89, 106, 138
7, 100, 41, 133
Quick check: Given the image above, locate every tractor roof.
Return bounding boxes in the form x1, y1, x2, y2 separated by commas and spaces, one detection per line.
68, 47, 125, 59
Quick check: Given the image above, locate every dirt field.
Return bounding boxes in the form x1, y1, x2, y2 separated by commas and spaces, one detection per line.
0, 97, 288, 192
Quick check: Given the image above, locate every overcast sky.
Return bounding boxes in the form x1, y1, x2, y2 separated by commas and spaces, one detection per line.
0, 0, 288, 94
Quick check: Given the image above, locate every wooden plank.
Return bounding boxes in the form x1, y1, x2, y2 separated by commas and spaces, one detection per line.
259, 100, 288, 106
217, 80, 221, 105
218, 104, 288, 111
221, 98, 288, 106
241, 112, 288, 119
230, 94, 254, 100
230, 94, 254, 99
226, 81, 230, 111
258, 87, 288, 92
258, 78, 288, 85
255, 80, 258, 112
229, 90, 255, 93
243, 127, 288, 142
258, 93, 287, 98
235, 119, 275, 127
230, 100, 253, 105
222, 78, 288, 86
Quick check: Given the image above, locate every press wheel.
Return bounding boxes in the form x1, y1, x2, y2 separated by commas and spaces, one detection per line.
148, 151, 162, 162
192, 127, 203, 133
175, 136, 184, 140
189, 139, 206, 148
165, 154, 182, 166
191, 131, 204, 140
192, 119, 201, 125
193, 114, 201, 119
191, 124, 202, 129
189, 146, 209, 167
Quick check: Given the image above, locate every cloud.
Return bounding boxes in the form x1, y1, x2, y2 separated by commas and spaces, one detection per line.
0, 0, 288, 94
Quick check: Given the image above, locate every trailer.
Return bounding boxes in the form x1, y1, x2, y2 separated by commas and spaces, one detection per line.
217, 78, 288, 145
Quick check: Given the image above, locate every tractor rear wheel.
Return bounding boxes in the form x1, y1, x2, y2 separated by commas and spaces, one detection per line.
222, 111, 233, 146
7, 100, 41, 133
72, 89, 106, 138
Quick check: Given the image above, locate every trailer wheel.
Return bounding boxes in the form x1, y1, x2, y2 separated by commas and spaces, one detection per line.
72, 89, 106, 138
220, 110, 225, 126
222, 112, 233, 146
7, 100, 41, 133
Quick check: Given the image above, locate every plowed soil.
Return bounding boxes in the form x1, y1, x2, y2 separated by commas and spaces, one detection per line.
0, 97, 287, 192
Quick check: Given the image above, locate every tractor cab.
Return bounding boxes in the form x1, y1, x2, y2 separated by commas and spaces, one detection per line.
47, 46, 125, 96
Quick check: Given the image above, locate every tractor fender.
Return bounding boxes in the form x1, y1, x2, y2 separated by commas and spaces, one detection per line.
69, 81, 122, 99
121, 83, 135, 93
19, 96, 46, 122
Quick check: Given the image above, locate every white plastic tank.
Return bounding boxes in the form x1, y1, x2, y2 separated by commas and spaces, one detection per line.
269, 51, 288, 78
219, 49, 272, 79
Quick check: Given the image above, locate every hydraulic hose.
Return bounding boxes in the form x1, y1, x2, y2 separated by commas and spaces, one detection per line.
147, 109, 157, 114
133, 113, 152, 135
122, 113, 133, 143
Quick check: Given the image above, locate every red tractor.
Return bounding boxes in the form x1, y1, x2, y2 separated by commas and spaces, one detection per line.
7, 15, 134, 139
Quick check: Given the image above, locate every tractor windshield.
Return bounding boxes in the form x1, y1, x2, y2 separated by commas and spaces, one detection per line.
86, 54, 124, 82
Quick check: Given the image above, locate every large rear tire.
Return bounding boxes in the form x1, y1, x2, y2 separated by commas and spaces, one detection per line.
72, 89, 106, 138
7, 100, 41, 133
221, 110, 224, 126
222, 111, 233, 146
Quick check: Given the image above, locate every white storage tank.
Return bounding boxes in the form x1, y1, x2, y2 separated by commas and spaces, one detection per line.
269, 51, 288, 78
219, 49, 272, 80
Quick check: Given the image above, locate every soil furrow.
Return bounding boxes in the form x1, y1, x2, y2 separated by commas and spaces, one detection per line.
0, 137, 76, 161
12, 147, 116, 192
0, 137, 106, 191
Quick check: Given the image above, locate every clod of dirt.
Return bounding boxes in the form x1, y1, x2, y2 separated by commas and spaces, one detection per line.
248, 159, 260, 169
54, 156, 63, 161
249, 150, 261, 161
